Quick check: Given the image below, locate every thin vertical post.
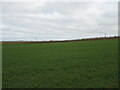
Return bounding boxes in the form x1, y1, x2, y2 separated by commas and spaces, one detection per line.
105, 33, 106, 38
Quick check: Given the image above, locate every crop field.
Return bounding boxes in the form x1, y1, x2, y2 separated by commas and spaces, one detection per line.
2, 39, 118, 88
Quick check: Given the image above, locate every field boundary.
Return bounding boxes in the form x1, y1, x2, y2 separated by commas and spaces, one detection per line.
1, 36, 119, 44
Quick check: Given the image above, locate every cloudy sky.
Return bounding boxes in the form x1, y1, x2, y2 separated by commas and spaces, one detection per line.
1, 0, 119, 41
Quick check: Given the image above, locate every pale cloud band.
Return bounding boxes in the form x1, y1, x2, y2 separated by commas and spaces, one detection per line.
1, 0, 118, 41
1, 0, 119, 3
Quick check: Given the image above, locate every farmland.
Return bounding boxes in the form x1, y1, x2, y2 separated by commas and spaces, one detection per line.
2, 39, 118, 88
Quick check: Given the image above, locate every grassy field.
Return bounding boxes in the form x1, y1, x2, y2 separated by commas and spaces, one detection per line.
2, 39, 118, 88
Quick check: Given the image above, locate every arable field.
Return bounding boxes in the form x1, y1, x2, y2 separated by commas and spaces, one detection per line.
2, 39, 118, 88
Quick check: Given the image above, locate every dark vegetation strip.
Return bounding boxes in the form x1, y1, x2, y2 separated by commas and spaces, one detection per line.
1, 36, 119, 44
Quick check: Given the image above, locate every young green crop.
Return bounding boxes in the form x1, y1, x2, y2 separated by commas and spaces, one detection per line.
2, 39, 118, 88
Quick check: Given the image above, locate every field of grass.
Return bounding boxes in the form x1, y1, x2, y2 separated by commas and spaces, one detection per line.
2, 39, 118, 88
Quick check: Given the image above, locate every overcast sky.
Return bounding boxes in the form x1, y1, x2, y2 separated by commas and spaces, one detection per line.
1, 0, 118, 41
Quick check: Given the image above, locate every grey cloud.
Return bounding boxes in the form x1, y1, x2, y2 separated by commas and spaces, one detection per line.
1, 2, 118, 41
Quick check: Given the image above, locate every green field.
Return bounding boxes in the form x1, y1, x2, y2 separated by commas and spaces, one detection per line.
2, 39, 118, 88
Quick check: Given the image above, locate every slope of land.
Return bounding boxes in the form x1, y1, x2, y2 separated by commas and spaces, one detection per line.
2, 39, 118, 88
